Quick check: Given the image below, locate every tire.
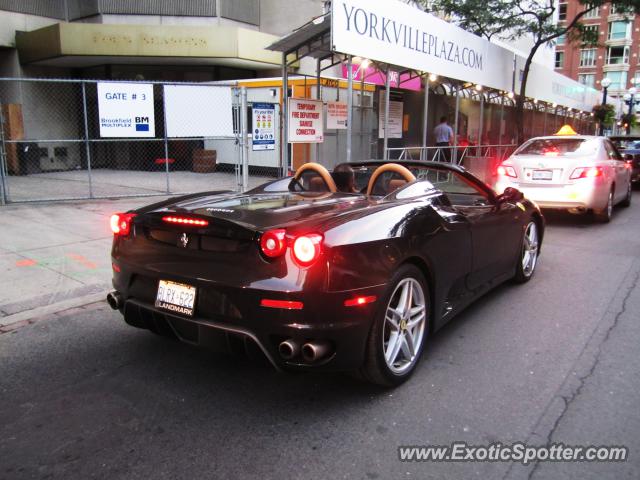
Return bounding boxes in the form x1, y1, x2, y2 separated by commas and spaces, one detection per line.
513, 219, 540, 283
593, 188, 614, 223
359, 264, 430, 387
620, 181, 632, 208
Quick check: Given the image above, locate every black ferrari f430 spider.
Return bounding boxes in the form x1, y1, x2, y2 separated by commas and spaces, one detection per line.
108, 161, 543, 386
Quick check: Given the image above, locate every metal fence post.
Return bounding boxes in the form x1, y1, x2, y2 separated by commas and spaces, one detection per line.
81, 82, 94, 199
0, 100, 8, 204
240, 86, 249, 192
161, 84, 170, 194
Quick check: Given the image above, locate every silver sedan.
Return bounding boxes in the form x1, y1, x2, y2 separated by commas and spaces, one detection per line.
495, 135, 632, 222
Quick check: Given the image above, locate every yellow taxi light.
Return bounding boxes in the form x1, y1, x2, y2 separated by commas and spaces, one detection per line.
555, 124, 577, 136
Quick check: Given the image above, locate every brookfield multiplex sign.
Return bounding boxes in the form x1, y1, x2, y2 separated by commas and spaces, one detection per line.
97, 82, 155, 138
332, 0, 514, 92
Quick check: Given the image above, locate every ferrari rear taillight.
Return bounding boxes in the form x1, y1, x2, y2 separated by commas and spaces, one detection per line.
497, 164, 517, 178
260, 229, 287, 258
162, 216, 209, 226
292, 234, 323, 267
570, 166, 603, 180
110, 213, 136, 236
259, 230, 323, 267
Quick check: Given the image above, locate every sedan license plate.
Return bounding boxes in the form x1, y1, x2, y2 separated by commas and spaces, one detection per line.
155, 280, 196, 316
532, 169, 553, 181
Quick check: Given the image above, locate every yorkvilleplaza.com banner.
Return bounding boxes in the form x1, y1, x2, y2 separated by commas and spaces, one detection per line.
331, 0, 599, 111
331, 0, 514, 92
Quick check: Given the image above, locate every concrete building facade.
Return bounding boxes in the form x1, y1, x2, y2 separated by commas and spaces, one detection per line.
0, 0, 327, 80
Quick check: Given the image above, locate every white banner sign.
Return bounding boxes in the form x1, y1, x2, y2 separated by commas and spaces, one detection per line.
164, 85, 234, 138
327, 101, 348, 129
288, 98, 324, 143
516, 60, 600, 112
332, 0, 513, 92
378, 91, 403, 139
252, 102, 276, 151
97, 82, 155, 138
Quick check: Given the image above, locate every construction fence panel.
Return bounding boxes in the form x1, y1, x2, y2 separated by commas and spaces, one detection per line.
0, 78, 249, 203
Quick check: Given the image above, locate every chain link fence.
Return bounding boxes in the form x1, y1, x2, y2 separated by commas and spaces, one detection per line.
0, 78, 278, 204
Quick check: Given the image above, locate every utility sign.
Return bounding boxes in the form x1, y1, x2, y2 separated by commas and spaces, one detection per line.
252, 103, 276, 151
288, 98, 323, 143
327, 101, 347, 130
97, 82, 155, 137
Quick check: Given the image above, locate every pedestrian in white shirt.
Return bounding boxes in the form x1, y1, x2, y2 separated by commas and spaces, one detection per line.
433, 116, 454, 161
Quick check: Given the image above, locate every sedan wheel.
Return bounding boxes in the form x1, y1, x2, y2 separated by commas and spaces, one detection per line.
360, 265, 429, 386
621, 182, 632, 208
594, 189, 613, 223
514, 220, 539, 283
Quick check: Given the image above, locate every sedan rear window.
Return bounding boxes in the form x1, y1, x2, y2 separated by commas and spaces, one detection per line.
514, 138, 599, 157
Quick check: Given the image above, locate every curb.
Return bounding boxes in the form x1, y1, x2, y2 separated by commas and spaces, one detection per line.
0, 292, 107, 333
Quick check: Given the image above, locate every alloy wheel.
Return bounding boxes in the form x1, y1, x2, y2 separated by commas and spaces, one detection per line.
382, 278, 427, 374
522, 222, 539, 277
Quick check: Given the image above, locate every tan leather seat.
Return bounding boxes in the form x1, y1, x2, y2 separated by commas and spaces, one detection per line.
309, 176, 327, 191
387, 178, 408, 194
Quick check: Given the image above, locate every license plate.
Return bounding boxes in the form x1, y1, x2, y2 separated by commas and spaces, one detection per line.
532, 169, 553, 180
155, 280, 196, 316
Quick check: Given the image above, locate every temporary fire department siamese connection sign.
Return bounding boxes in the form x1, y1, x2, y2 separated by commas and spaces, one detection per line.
97, 82, 155, 137
288, 98, 324, 143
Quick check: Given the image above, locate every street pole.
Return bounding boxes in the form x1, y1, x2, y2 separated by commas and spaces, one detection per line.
421, 74, 430, 161
346, 55, 353, 162
625, 88, 637, 135
453, 84, 460, 164
383, 66, 391, 160
281, 52, 289, 176
599, 86, 608, 136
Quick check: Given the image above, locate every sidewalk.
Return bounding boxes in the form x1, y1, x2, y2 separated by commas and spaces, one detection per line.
0, 197, 163, 327
0, 173, 274, 328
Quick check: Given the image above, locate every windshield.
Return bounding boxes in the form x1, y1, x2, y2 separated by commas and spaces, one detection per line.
610, 139, 640, 150
514, 138, 599, 157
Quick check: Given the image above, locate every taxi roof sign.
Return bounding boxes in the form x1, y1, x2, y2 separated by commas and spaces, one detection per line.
555, 124, 577, 136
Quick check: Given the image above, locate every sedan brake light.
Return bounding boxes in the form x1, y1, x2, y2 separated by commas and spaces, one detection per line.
497, 164, 517, 178
110, 213, 136, 236
569, 166, 603, 180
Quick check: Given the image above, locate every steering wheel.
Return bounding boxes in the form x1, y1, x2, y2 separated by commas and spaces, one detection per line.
292, 162, 337, 193
366, 163, 416, 196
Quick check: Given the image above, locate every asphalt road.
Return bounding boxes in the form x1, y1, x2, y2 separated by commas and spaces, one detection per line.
1, 193, 640, 480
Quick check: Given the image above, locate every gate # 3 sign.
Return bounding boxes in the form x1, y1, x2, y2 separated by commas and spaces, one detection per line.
97, 82, 155, 138
288, 98, 323, 143
252, 103, 275, 151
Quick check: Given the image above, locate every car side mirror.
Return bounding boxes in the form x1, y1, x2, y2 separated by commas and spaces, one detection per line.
496, 186, 524, 204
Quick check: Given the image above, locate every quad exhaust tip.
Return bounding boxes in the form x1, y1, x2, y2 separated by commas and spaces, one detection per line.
278, 339, 299, 360
279, 339, 332, 363
301, 341, 331, 363
106, 291, 123, 310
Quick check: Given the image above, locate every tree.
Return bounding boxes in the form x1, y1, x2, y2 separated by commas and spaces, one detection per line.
418, 0, 640, 143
